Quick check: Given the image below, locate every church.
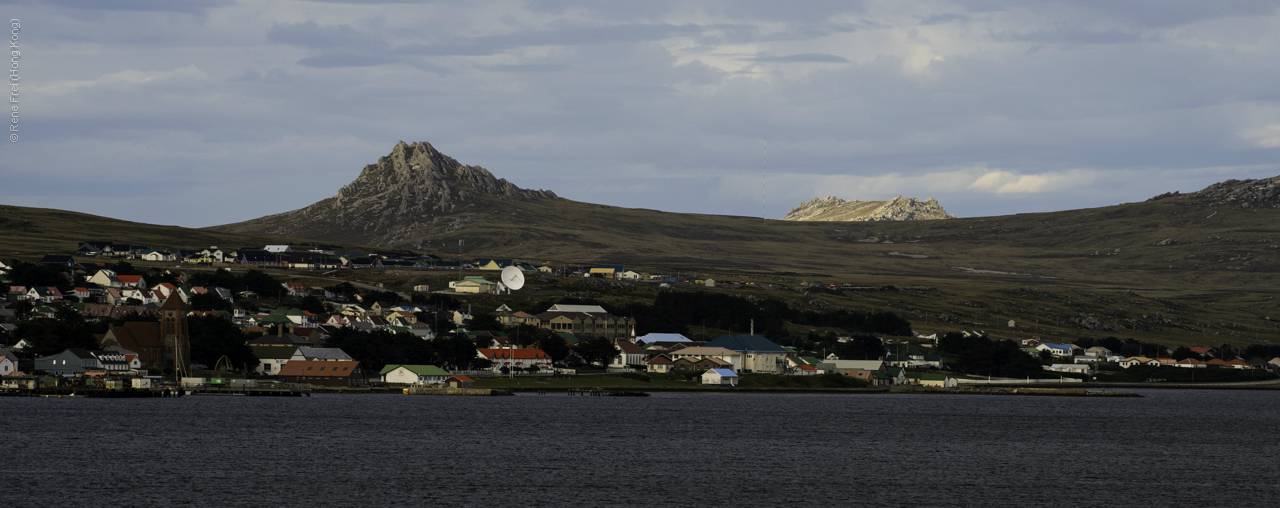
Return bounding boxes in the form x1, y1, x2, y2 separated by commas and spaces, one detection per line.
99, 294, 191, 373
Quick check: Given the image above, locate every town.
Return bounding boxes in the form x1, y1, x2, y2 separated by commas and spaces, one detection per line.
2, 241, 1279, 396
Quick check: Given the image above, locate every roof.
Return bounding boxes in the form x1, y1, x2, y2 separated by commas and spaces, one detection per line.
669, 346, 741, 357
102, 322, 163, 362
160, 294, 187, 310
479, 348, 551, 360
647, 355, 673, 365
445, 375, 473, 382
616, 341, 644, 354
546, 304, 608, 314
706, 368, 738, 377
705, 335, 787, 353
249, 345, 300, 360
277, 360, 362, 378
380, 364, 450, 376
635, 333, 692, 344
294, 347, 353, 361
245, 334, 314, 346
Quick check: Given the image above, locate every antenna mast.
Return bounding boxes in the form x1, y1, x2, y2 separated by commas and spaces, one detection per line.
762, 135, 767, 219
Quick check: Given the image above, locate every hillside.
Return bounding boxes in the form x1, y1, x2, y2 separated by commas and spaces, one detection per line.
4, 142, 1279, 347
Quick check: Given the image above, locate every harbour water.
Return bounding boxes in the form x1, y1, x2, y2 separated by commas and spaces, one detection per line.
4, 389, 1278, 507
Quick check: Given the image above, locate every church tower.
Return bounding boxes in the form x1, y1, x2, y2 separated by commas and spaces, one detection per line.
160, 294, 191, 375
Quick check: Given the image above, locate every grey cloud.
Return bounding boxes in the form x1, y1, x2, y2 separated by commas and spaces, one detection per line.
268, 22, 390, 51
919, 13, 968, 26
749, 53, 849, 63
0, 0, 231, 14
992, 28, 1144, 45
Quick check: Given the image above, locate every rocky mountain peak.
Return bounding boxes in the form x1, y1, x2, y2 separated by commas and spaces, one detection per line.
335, 140, 556, 214
782, 195, 956, 222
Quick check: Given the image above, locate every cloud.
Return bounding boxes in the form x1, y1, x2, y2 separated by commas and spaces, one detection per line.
8, 0, 232, 14
1241, 124, 1280, 148
919, 13, 968, 26
966, 170, 1096, 194
748, 53, 850, 63
990, 28, 1144, 45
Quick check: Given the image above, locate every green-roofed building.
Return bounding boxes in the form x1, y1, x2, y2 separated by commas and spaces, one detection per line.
381, 364, 451, 385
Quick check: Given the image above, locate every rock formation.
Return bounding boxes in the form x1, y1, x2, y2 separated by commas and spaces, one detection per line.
217, 140, 557, 245
1148, 175, 1280, 208
781, 195, 956, 222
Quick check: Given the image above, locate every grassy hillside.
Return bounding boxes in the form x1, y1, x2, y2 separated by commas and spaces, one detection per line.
0, 204, 383, 260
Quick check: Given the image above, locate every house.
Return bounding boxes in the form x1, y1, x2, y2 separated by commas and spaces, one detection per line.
276, 360, 366, 387
477, 348, 553, 373
535, 304, 635, 340
34, 348, 101, 376
588, 265, 624, 279
1175, 358, 1206, 368
666, 347, 743, 372
646, 355, 673, 373
251, 345, 298, 374
39, 255, 76, 270
25, 286, 63, 303
818, 359, 885, 379
238, 251, 282, 266
381, 364, 450, 385
610, 341, 647, 370
1223, 359, 1254, 370
474, 259, 513, 270
704, 335, 789, 373
453, 276, 497, 294
443, 375, 473, 388
908, 372, 958, 388
1118, 357, 1152, 368
1187, 346, 1216, 358
1086, 346, 1113, 358
0, 347, 18, 376
115, 275, 147, 288
1036, 343, 1074, 357
701, 368, 738, 386
264, 245, 293, 253
619, 270, 642, 280
884, 344, 944, 369
289, 347, 354, 362
77, 241, 116, 257
1046, 364, 1092, 375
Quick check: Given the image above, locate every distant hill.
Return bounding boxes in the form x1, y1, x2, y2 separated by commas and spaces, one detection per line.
782, 196, 956, 222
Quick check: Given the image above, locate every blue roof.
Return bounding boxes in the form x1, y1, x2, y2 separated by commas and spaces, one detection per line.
709, 368, 738, 377
705, 335, 787, 353
1043, 343, 1072, 350
636, 333, 692, 344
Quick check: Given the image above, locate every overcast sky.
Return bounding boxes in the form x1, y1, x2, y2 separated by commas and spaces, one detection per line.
3, 1, 1280, 227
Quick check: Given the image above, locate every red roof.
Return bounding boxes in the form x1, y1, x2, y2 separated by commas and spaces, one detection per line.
117, 275, 143, 283
446, 375, 473, 382
799, 365, 818, 371
1206, 359, 1231, 366
647, 355, 672, 365
479, 348, 550, 360
277, 360, 362, 378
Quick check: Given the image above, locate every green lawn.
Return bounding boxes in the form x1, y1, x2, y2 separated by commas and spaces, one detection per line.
469, 372, 875, 390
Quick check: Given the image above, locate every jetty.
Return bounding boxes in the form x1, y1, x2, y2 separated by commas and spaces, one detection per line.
403, 387, 514, 396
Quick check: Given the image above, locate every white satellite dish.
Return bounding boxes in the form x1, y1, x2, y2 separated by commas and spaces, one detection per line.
501, 265, 525, 291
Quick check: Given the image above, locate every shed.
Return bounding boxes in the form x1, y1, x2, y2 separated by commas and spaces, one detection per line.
701, 368, 739, 386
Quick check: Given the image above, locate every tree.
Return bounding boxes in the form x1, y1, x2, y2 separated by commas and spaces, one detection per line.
362, 289, 401, 305
188, 314, 258, 370
832, 334, 885, 360
190, 292, 232, 312
537, 334, 571, 363
435, 333, 482, 371
1172, 346, 1201, 361
6, 261, 71, 290
298, 295, 326, 316
574, 337, 618, 368
466, 311, 502, 332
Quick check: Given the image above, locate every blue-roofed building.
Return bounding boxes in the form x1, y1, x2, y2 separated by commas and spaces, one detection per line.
1036, 343, 1075, 357
705, 335, 789, 374
701, 368, 738, 386
635, 333, 692, 345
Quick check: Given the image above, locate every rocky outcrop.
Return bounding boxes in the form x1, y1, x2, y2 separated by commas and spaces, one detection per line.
782, 195, 956, 222
1147, 175, 1280, 208
217, 140, 557, 244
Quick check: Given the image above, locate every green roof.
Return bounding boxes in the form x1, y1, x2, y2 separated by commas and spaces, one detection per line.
380, 364, 450, 376
556, 332, 579, 344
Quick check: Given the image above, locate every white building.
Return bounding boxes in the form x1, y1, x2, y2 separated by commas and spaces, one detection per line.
701, 368, 739, 386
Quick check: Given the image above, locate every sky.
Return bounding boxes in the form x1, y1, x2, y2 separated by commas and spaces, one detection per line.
3, 1, 1280, 227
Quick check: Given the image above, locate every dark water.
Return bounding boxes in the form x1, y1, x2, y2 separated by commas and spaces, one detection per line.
3, 390, 1278, 507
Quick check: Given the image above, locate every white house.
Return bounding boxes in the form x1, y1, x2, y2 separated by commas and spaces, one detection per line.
264, 245, 292, 253
1046, 364, 1092, 375
0, 348, 18, 376
619, 270, 642, 280
1037, 343, 1074, 357
380, 364, 450, 385
701, 368, 739, 386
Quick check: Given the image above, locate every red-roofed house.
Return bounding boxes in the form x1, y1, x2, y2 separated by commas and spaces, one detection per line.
444, 375, 473, 388
276, 360, 366, 387
1224, 359, 1253, 370
1176, 358, 1206, 368
646, 355, 673, 373
115, 275, 146, 288
1187, 346, 1216, 357
1205, 359, 1231, 368
478, 348, 552, 373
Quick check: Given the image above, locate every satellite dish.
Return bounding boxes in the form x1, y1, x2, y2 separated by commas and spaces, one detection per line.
501, 265, 525, 291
